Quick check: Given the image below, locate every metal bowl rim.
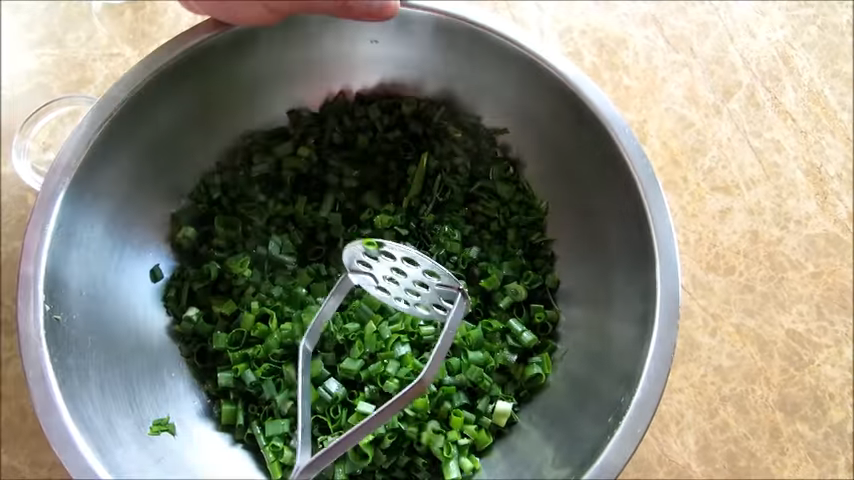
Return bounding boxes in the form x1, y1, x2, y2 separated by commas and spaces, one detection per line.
16, 3, 681, 479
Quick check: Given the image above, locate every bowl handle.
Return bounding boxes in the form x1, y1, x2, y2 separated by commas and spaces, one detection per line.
12, 94, 97, 191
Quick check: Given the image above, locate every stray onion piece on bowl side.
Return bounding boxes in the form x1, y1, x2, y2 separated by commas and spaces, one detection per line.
147, 416, 176, 437
160, 92, 561, 480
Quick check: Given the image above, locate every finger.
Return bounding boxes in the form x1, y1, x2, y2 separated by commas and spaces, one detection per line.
180, 0, 399, 26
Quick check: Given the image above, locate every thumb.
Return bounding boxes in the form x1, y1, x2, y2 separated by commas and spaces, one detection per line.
180, 0, 400, 26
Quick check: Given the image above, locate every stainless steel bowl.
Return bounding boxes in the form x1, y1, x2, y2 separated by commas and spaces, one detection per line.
17, 3, 680, 479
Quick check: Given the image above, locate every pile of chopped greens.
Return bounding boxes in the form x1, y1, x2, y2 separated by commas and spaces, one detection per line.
162, 92, 560, 480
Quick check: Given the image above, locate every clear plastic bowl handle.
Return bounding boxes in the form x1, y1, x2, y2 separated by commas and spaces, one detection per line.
12, 95, 97, 191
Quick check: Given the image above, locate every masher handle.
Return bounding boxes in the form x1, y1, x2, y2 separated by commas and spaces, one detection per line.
291, 275, 468, 480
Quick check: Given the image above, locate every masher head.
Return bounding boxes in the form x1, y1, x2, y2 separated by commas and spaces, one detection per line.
341, 238, 469, 322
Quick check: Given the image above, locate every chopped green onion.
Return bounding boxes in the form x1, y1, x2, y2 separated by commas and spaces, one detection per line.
451, 391, 470, 409
217, 369, 234, 388
355, 401, 376, 416
280, 445, 296, 466
310, 357, 324, 379
412, 396, 429, 413
240, 368, 258, 386
492, 400, 514, 427
382, 377, 402, 394
338, 357, 365, 379
419, 324, 437, 337
518, 330, 538, 348
393, 342, 412, 358
385, 359, 400, 376
319, 377, 347, 404
506, 318, 525, 336
264, 419, 290, 437
149, 264, 164, 284
403, 152, 429, 208
523, 363, 546, 387
459, 456, 475, 475
148, 415, 176, 436
362, 239, 380, 251
261, 378, 277, 400
220, 400, 237, 426
450, 409, 465, 431
226, 329, 247, 350
465, 350, 488, 366
252, 420, 283, 479
479, 274, 501, 291
445, 357, 461, 375
530, 304, 546, 323
442, 456, 461, 480
473, 427, 493, 451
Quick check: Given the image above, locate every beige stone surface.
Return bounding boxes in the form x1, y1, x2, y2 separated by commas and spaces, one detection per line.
1, 1, 851, 478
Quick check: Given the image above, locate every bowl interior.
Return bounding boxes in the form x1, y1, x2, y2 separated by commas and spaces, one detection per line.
36, 8, 657, 479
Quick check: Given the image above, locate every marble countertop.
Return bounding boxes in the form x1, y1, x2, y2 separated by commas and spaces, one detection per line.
1, 1, 851, 478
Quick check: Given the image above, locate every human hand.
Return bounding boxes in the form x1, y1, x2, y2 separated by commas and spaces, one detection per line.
179, 0, 400, 26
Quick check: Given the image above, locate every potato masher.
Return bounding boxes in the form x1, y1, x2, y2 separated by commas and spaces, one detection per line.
292, 239, 470, 480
